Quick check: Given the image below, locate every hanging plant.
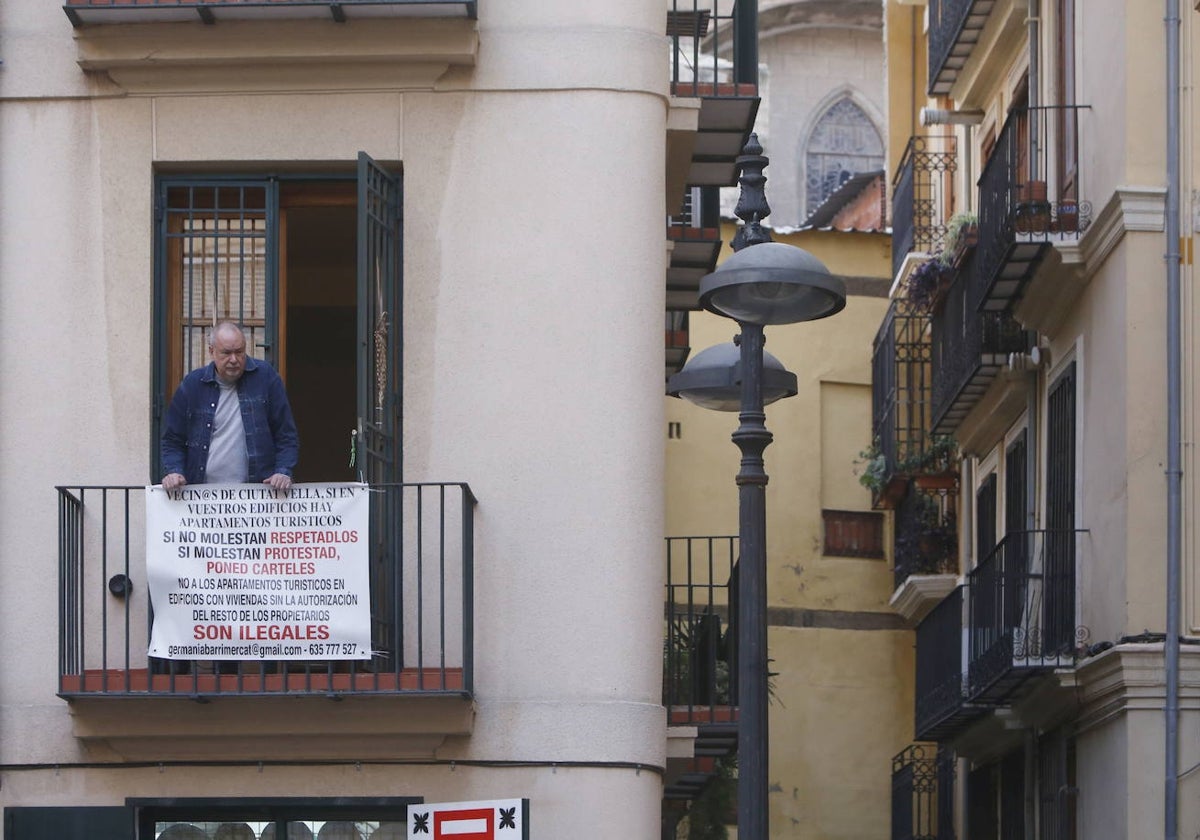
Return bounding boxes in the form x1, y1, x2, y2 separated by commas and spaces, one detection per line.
905, 259, 950, 313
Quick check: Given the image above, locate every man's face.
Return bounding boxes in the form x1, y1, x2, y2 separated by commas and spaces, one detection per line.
210, 328, 248, 384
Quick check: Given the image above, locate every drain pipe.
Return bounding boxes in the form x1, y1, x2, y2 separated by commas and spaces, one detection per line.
1028, 0, 1040, 180
1163, 0, 1182, 838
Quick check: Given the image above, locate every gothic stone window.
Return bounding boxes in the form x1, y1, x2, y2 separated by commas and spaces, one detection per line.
805, 98, 884, 217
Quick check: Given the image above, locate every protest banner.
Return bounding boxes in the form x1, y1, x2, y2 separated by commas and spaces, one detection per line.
145, 482, 372, 661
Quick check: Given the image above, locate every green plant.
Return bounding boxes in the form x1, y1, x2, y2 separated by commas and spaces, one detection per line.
855, 438, 888, 492
896, 435, 957, 475
939, 211, 978, 265
683, 755, 736, 840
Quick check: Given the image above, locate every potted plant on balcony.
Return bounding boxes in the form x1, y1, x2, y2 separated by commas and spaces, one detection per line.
915, 496, 957, 574
895, 435, 957, 483
1014, 179, 1051, 233
905, 258, 952, 313
1056, 198, 1080, 233
855, 437, 890, 499
940, 211, 978, 267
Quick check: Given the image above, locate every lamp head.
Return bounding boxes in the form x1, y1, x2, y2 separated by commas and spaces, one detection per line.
666, 341, 798, 411
699, 241, 847, 326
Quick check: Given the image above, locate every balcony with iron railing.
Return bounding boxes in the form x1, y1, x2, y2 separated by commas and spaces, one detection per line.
893, 482, 959, 591
967, 529, 1084, 703
974, 106, 1092, 317
663, 535, 740, 801
927, 0, 994, 97
930, 247, 1036, 434
870, 299, 945, 509
56, 483, 476, 753
913, 585, 986, 742
891, 135, 958, 282
667, 0, 759, 188
891, 743, 957, 840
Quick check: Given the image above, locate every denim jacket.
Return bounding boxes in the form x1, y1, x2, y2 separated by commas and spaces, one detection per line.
161, 357, 300, 484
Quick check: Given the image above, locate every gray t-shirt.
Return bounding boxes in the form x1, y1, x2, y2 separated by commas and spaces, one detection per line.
205, 379, 248, 483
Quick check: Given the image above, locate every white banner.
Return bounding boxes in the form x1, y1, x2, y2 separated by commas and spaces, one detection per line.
145, 482, 372, 661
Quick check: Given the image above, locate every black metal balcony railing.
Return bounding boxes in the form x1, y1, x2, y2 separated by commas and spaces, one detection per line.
892, 744, 957, 840
669, 0, 756, 95
975, 106, 1092, 313
967, 529, 1082, 702
664, 536, 738, 732
930, 248, 1036, 433
872, 299, 936, 504
914, 586, 986, 741
891, 136, 958, 280
58, 483, 475, 698
927, 0, 992, 96
894, 483, 959, 590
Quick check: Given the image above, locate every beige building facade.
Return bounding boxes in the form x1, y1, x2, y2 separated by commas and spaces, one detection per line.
0, 1, 753, 838
880, 0, 1200, 837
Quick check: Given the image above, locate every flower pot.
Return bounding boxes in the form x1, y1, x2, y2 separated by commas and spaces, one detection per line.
1057, 199, 1079, 232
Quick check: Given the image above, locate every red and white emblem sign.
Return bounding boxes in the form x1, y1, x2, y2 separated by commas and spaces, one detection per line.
407, 798, 528, 840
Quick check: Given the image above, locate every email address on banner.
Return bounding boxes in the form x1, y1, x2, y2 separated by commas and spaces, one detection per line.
166, 642, 303, 658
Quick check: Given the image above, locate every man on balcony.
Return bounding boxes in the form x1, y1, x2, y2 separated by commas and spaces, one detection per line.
160, 321, 299, 492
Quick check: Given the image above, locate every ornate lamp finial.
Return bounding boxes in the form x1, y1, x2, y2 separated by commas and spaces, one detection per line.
731, 133, 773, 252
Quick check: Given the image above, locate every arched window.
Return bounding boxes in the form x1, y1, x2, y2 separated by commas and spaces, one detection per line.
804, 97, 884, 217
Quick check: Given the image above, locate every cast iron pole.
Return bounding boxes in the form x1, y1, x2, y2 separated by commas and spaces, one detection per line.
733, 320, 770, 840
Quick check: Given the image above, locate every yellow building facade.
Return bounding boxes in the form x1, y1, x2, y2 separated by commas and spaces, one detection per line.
666, 220, 914, 837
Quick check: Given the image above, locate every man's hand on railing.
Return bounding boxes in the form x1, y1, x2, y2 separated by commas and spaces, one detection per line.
264, 473, 292, 492
161, 473, 186, 491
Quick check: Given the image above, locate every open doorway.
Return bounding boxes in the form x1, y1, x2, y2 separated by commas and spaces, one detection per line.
280, 182, 358, 483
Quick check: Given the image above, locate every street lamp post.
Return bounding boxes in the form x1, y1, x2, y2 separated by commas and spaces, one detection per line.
668, 138, 846, 839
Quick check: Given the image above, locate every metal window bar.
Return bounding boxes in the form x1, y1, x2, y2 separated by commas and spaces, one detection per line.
163, 184, 270, 379
56, 483, 475, 697
663, 536, 738, 726
966, 529, 1083, 702
1037, 728, 1077, 840
891, 135, 958, 280
1046, 364, 1077, 652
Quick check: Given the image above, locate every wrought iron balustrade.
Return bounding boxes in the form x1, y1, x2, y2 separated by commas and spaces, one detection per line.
930, 248, 1036, 433
894, 483, 958, 590
927, 0, 993, 96
892, 743, 957, 840
975, 105, 1092, 312
967, 529, 1084, 702
57, 483, 475, 698
872, 299, 936, 506
891, 136, 957, 280
914, 585, 985, 741
669, 0, 756, 95
664, 536, 738, 730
